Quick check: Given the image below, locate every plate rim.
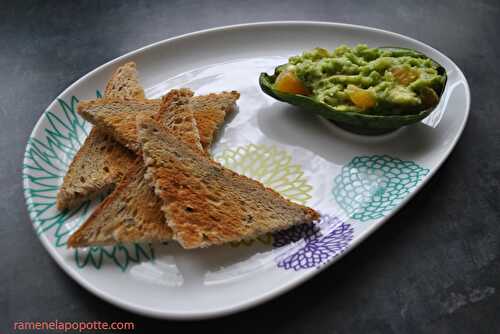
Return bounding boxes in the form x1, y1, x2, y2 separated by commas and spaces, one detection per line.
22, 20, 471, 320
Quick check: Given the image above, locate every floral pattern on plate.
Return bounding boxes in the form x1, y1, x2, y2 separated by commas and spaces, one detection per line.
332, 155, 429, 221
273, 215, 354, 271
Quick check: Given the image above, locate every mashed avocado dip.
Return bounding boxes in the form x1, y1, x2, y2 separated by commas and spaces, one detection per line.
276, 45, 446, 115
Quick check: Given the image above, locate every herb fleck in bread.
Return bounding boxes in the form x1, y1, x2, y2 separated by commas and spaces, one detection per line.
56, 62, 142, 210
138, 117, 320, 249
68, 89, 237, 247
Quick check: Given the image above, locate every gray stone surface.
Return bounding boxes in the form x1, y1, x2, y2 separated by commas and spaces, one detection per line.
1, 0, 499, 332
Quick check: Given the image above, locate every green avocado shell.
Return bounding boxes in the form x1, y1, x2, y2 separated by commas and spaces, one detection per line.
259, 47, 447, 135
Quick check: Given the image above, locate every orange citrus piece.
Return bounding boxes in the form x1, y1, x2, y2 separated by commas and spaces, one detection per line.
346, 85, 376, 110
274, 71, 309, 95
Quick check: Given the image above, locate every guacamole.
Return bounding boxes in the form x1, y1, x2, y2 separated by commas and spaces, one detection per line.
277, 45, 446, 115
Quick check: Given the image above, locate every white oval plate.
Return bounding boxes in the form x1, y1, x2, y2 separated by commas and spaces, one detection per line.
22, 21, 470, 319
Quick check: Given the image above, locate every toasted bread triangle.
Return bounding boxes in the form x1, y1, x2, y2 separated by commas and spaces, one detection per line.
56, 62, 143, 210
138, 118, 320, 249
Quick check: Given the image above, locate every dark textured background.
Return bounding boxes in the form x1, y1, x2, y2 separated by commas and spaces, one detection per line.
1, 1, 499, 333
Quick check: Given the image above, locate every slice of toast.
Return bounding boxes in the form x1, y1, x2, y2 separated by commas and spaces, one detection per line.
56, 62, 143, 210
68, 89, 233, 247
138, 117, 320, 249
77, 98, 162, 154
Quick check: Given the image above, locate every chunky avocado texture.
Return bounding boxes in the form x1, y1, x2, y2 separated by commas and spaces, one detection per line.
259, 45, 447, 134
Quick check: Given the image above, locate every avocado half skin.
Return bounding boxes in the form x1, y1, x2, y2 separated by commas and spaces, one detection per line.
259, 47, 447, 135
